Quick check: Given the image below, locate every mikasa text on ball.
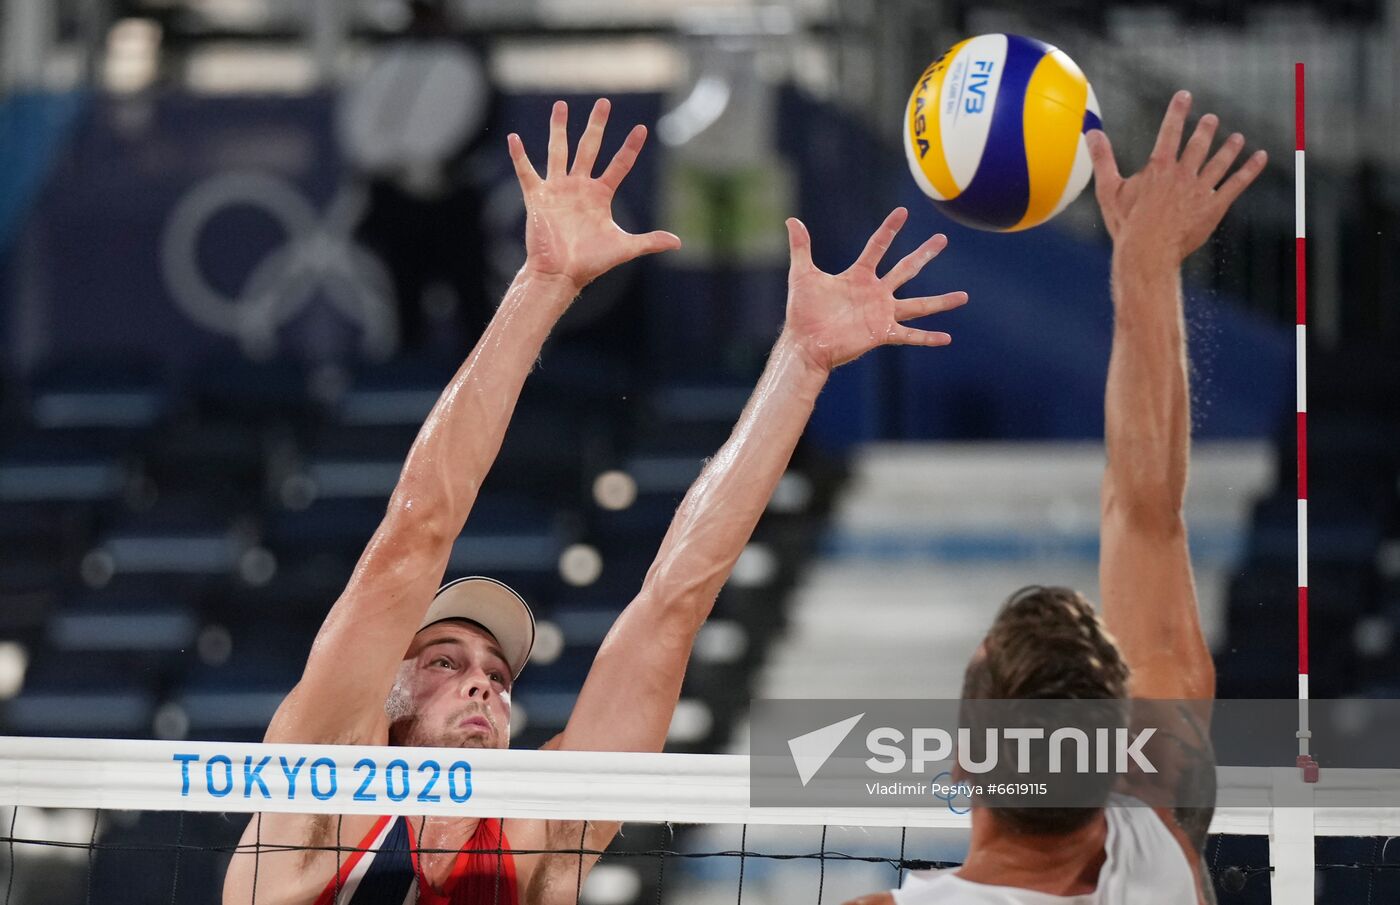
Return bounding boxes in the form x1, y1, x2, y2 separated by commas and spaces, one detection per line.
905, 33, 1102, 232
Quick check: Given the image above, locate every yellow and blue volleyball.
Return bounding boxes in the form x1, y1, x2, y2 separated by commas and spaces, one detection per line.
904, 34, 1102, 232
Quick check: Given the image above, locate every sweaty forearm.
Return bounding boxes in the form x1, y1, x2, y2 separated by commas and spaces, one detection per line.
1103, 245, 1190, 522
389, 268, 577, 533
640, 333, 828, 617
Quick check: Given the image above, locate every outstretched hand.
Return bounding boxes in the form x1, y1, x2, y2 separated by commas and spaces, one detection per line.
1086, 90, 1267, 264
781, 208, 968, 372
509, 99, 681, 292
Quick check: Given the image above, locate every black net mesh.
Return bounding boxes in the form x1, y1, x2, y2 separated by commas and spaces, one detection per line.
3, 805, 1398, 904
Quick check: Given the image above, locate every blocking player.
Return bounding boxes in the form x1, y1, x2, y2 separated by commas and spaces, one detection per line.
223, 97, 968, 904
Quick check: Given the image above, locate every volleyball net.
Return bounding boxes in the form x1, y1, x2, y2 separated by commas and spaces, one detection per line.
3, 735, 1400, 905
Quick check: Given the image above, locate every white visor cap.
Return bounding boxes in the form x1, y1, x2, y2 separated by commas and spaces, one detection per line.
418, 576, 536, 679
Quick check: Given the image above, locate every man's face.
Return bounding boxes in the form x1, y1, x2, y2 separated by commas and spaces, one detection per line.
387, 620, 513, 749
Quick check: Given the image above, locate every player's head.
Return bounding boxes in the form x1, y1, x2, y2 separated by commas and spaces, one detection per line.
963, 585, 1128, 701
959, 585, 1130, 834
386, 577, 535, 750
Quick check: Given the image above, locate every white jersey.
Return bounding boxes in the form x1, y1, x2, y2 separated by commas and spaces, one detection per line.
892, 797, 1198, 905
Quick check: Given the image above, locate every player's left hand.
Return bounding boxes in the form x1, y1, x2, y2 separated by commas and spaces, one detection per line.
781, 208, 968, 372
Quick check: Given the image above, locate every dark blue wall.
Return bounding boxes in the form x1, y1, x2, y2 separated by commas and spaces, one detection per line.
0, 89, 1290, 441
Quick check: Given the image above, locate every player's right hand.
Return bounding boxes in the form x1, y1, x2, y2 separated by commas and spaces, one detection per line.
779, 208, 968, 373
508, 99, 680, 295
1085, 90, 1267, 265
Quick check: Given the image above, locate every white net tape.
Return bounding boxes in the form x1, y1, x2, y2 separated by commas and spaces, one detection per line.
2, 737, 1399, 904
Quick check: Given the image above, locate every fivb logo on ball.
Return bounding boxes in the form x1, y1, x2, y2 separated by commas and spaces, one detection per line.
933, 52, 996, 121
904, 33, 1103, 232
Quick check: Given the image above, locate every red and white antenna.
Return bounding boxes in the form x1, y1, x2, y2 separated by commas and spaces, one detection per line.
1295, 61, 1319, 784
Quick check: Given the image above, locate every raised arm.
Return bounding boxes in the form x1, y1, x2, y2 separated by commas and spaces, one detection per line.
553, 207, 967, 755
265, 99, 680, 746
1089, 94, 1265, 884
1089, 91, 1266, 702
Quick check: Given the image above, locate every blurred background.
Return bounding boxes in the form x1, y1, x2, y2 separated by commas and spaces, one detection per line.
0, 0, 1397, 902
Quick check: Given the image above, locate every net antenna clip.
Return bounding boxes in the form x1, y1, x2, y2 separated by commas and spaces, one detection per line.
1296, 753, 1320, 784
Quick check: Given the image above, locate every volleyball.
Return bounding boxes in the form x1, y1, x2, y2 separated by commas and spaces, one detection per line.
904, 33, 1102, 232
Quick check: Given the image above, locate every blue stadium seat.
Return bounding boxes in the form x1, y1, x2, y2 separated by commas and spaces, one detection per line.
522, 647, 594, 688
5, 643, 159, 737
551, 607, 620, 648
267, 497, 383, 552
26, 357, 171, 431
173, 625, 312, 741
0, 445, 128, 504
307, 420, 418, 464
338, 357, 458, 427
490, 407, 595, 497
586, 494, 674, 554
86, 497, 255, 581
1246, 491, 1384, 566
3, 688, 156, 738
48, 603, 197, 654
